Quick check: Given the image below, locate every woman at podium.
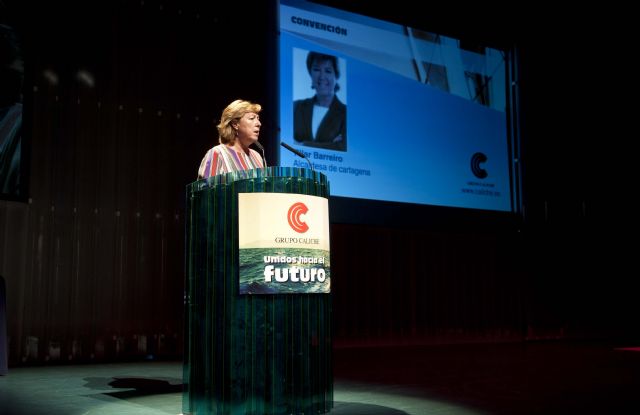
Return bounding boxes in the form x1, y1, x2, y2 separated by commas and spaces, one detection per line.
197, 99, 265, 178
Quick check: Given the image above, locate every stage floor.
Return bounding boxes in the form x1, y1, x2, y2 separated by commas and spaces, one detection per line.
1, 340, 639, 414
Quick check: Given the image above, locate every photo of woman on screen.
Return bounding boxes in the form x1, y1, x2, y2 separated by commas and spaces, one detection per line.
293, 50, 347, 152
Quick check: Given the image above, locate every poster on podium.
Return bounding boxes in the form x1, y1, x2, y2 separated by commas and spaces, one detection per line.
238, 192, 331, 294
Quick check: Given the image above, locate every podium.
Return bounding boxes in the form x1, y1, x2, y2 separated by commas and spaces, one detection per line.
183, 167, 333, 415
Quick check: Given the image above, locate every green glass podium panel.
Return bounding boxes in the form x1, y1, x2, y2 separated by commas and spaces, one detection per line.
184, 167, 332, 415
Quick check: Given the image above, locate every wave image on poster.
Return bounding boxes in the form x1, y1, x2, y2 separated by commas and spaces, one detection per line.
240, 248, 330, 294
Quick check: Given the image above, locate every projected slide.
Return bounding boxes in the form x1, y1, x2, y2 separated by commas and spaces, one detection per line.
278, 0, 514, 212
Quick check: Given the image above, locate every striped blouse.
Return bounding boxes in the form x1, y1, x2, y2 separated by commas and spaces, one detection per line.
197, 144, 264, 179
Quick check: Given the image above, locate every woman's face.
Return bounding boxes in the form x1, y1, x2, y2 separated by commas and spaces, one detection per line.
235, 112, 261, 145
310, 59, 336, 97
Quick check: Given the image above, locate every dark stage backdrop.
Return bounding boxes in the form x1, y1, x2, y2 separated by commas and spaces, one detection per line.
0, 0, 633, 367
0, 0, 278, 365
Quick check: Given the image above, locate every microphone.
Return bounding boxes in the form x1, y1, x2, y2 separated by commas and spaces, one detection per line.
254, 141, 267, 167
281, 142, 314, 171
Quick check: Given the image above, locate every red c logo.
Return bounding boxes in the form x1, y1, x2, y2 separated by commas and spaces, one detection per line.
287, 202, 309, 233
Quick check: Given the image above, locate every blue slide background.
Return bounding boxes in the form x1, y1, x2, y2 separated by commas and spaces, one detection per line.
278, 2, 512, 212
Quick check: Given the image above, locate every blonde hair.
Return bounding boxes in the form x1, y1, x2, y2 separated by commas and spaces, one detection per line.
217, 99, 262, 145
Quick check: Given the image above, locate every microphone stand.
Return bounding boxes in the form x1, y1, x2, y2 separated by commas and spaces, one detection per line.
254, 141, 268, 167
281, 142, 314, 172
